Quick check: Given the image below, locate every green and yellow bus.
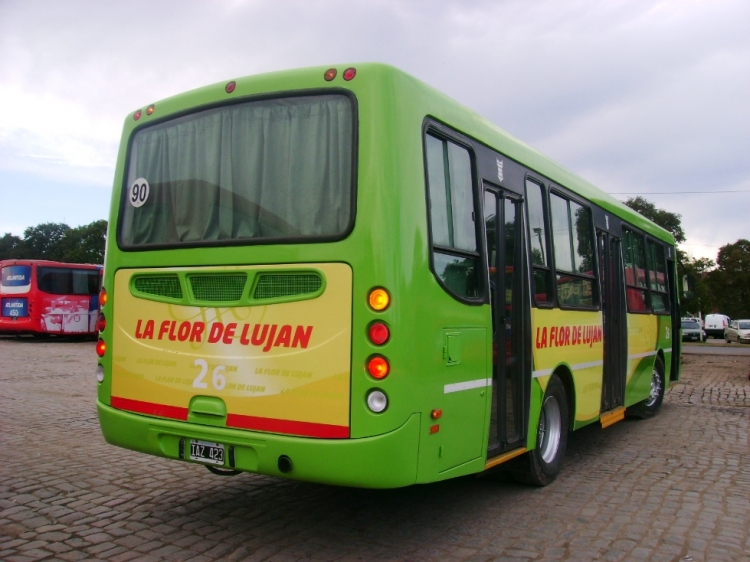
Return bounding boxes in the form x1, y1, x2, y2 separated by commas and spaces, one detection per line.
96, 63, 681, 488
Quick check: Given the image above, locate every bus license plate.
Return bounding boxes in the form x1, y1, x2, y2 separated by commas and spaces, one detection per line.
189, 440, 225, 465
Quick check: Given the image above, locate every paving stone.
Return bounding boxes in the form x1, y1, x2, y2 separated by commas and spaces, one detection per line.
2, 339, 749, 561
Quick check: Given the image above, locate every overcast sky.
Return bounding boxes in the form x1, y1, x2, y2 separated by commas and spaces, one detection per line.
1, 0, 748, 262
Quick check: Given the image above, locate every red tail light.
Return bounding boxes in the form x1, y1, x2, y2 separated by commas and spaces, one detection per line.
368, 322, 390, 345
367, 355, 389, 379
343, 67, 356, 81
96, 339, 106, 357
96, 313, 106, 332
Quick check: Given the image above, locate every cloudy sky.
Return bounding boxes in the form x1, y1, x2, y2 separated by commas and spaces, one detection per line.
1, 0, 748, 262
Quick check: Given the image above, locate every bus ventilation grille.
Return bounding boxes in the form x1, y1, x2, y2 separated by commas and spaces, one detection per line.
134, 275, 183, 299
253, 273, 322, 300
189, 274, 247, 302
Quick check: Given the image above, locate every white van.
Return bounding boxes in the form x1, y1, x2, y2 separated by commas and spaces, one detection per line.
704, 314, 731, 339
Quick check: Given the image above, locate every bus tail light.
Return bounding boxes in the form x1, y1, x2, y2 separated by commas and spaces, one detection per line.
96, 365, 105, 383
367, 355, 389, 379
367, 390, 387, 413
99, 289, 107, 307
343, 67, 357, 81
368, 322, 390, 345
96, 339, 106, 357
368, 288, 390, 311
96, 313, 106, 332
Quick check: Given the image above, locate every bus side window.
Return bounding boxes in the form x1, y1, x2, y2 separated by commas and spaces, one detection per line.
525, 179, 552, 305
549, 192, 597, 308
425, 133, 480, 300
647, 240, 669, 313
622, 228, 649, 312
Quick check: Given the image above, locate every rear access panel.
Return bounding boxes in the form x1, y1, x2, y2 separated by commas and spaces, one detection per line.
110, 263, 352, 438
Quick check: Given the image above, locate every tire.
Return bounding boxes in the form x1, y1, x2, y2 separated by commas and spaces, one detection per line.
513, 374, 569, 486
627, 356, 665, 419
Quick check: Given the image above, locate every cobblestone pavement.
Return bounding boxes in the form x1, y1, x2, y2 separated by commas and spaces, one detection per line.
1, 338, 749, 562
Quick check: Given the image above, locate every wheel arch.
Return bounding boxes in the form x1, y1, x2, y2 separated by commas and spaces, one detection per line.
552, 365, 576, 431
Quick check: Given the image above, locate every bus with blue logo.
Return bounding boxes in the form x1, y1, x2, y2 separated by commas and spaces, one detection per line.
0, 260, 102, 336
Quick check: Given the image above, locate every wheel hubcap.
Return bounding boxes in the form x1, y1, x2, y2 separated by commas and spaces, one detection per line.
645, 366, 662, 408
538, 395, 562, 464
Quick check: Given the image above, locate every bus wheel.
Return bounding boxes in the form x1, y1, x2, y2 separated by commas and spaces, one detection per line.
514, 375, 568, 486
627, 356, 665, 419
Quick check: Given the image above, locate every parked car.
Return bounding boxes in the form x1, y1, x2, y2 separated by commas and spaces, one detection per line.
725, 320, 750, 344
704, 313, 731, 339
682, 316, 704, 328
681, 319, 706, 342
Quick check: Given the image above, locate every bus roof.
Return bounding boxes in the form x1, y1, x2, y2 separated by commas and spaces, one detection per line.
123, 63, 675, 246
0, 259, 102, 269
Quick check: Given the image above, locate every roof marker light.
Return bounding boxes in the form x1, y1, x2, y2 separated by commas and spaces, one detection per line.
324, 68, 337, 81
343, 67, 356, 81
133, 110, 142, 121
146, 104, 155, 115
225, 81, 236, 94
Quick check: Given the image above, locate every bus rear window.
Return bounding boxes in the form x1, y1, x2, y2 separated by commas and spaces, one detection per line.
37, 267, 100, 295
120, 94, 355, 248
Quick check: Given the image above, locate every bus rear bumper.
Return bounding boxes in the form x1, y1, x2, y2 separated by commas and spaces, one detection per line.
97, 401, 421, 488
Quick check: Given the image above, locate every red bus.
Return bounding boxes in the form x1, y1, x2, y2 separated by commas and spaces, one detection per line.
0, 260, 102, 336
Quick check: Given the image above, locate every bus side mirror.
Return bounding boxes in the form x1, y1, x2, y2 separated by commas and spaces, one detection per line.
682, 273, 695, 300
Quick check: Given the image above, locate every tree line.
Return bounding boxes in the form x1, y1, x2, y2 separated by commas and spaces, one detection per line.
1, 199, 748, 318
624, 197, 749, 320
0, 220, 106, 265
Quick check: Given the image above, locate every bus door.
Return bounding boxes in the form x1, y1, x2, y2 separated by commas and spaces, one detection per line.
484, 186, 527, 456
597, 230, 627, 411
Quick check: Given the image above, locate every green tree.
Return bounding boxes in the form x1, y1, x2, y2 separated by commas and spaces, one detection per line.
59, 220, 107, 264
19, 222, 70, 260
623, 196, 686, 243
706, 239, 750, 318
0, 232, 23, 260
679, 254, 715, 316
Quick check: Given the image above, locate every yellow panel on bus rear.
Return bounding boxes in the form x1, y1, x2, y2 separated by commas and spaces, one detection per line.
110, 263, 352, 439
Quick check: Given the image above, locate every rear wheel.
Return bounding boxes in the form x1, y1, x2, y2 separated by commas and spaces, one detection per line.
627, 356, 665, 419
513, 374, 568, 486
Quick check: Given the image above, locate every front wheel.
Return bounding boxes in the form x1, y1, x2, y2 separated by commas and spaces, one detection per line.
513, 374, 569, 486
627, 356, 665, 419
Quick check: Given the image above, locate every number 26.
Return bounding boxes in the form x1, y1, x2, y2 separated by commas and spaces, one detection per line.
193, 359, 227, 390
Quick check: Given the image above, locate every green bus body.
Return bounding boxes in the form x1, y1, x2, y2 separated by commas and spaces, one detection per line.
97, 63, 680, 488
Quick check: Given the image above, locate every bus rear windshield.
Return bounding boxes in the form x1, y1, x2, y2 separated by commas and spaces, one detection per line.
37, 267, 100, 295
120, 94, 354, 248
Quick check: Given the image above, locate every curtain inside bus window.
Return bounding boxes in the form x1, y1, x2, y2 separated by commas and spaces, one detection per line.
121, 95, 353, 246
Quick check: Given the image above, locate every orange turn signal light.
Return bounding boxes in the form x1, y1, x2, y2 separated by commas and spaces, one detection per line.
98, 289, 107, 307
324, 68, 337, 81
367, 355, 390, 379
431, 409, 442, 420
368, 288, 390, 311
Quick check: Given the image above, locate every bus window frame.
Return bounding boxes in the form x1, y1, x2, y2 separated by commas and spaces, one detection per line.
524, 175, 555, 309
622, 226, 652, 315
547, 186, 600, 311
422, 119, 487, 305
115, 88, 360, 252
646, 237, 671, 316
